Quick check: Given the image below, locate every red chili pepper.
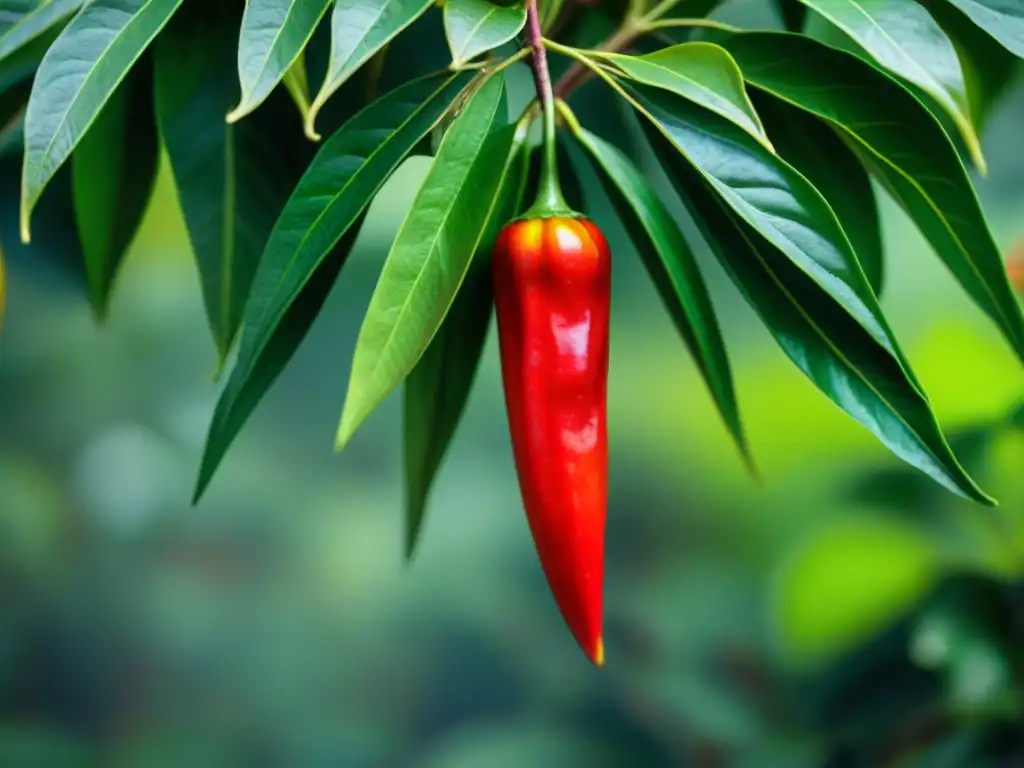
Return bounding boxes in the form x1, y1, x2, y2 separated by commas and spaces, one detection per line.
492, 215, 611, 666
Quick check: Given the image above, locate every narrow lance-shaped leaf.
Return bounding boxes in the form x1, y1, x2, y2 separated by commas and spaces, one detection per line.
570, 123, 752, 471
751, 90, 884, 295
794, 0, 985, 173
281, 49, 311, 120
155, 4, 312, 363
20, 0, 185, 243
645, 126, 992, 505
590, 43, 773, 151
193, 70, 473, 502
306, 0, 433, 140
444, 0, 526, 67
941, 0, 1024, 58
719, 31, 1024, 367
622, 80, 913, 385
337, 73, 512, 449
226, 0, 332, 123
71, 58, 159, 319
0, 0, 83, 63
403, 120, 530, 559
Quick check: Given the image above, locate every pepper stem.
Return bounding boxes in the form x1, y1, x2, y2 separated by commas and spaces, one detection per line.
523, 0, 575, 218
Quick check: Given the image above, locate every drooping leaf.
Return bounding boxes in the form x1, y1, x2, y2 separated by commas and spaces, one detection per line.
337, 73, 512, 450
19, 0, 185, 243
403, 121, 529, 559
645, 126, 992, 505
281, 49, 311, 120
0, 0, 83, 63
443, 0, 526, 67
623, 81, 909, 381
70, 59, 158, 319
941, 0, 1024, 58
571, 125, 752, 470
751, 91, 884, 296
193, 71, 473, 501
719, 31, 1024, 367
795, 0, 985, 173
226, 0, 332, 123
155, 3, 311, 363
305, 0, 433, 140
591, 44, 773, 150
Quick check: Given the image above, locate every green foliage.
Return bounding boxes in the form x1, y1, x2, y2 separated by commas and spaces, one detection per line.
2, 4, 1024, 755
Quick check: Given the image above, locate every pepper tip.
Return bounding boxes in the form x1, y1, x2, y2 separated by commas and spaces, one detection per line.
592, 637, 604, 668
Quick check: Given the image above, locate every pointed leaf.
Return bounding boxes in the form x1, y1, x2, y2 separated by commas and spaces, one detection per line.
0, 0, 83, 62
719, 31, 1024, 366
281, 49, 311, 120
751, 91, 883, 295
795, 0, 985, 172
941, 0, 1024, 58
193, 71, 473, 501
571, 125, 752, 470
591, 44, 773, 151
403, 124, 529, 559
155, 4, 311, 362
19, 0, 185, 242
624, 81, 909, 382
226, 0, 332, 123
306, 0, 432, 140
71, 60, 158, 319
443, 0, 526, 67
337, 74, 512, 449
646, 127, 992, 505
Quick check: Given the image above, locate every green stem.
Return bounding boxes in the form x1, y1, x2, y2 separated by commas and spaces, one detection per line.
523, 0, 574, 217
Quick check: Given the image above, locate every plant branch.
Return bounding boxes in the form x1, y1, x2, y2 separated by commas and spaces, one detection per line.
552, 24, 641, 99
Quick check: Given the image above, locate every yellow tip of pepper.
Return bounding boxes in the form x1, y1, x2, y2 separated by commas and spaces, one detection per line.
593, 637, 604, 668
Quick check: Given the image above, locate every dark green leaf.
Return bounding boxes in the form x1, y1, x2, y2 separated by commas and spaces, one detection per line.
794, 0, 984, 172
443, 0, 526, 67
571, 125, 751, 470
751, 90, 884, 295
71, 59, 158, 319
592, 43, 772, 150
20, 0, 184, 242
155, 3, 311, 363
645, 126, 992, 504
403, 123, 529, 560
192, 71, 473, 502
719, 31, 1024, 367
337, 74, 512, 449
625, 81, 909, 381
226, 0, 332, 123
306, 0, 433, 140
776, 0, 808, 31
0, 0, 83, 62
941, 0, 1024, 58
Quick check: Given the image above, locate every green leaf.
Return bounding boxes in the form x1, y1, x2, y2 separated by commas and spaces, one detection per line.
19, 0, 184, 243
306, 0, 432, 140
941, 0, 1024, 58
624, 81, 907, 381
443, 0, 526, 67
226, 0, 331, 124
71, 59, 158, 319
719, 31, 1024, 367
0, 0, 83, 62
570, 125, 752, 471
337, 73, 511, 450
776, 0, 808, 31
281, 49, 311, 120
403, 122, 529, 559
192, 71, 473, 502
645, 127, 992, 505
591, 44, 773, 151
794, 0, 985, 173
751, 91, 884, 296
155, 4, 310, 363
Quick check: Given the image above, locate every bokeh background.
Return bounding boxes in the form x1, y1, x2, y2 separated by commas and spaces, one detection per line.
2, 1, 1024, 765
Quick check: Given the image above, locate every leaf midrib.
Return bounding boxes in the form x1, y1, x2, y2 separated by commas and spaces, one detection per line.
239, 0, 318, 103
451, 2, 504, 62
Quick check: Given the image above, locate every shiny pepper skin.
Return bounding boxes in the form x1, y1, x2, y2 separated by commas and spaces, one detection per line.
492, 216, 611, 666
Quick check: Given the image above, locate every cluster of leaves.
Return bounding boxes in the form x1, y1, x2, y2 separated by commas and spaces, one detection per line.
1, 0, 1022, 552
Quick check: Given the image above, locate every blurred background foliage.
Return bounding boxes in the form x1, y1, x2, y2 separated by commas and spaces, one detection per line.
2, 0, 1024, 765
